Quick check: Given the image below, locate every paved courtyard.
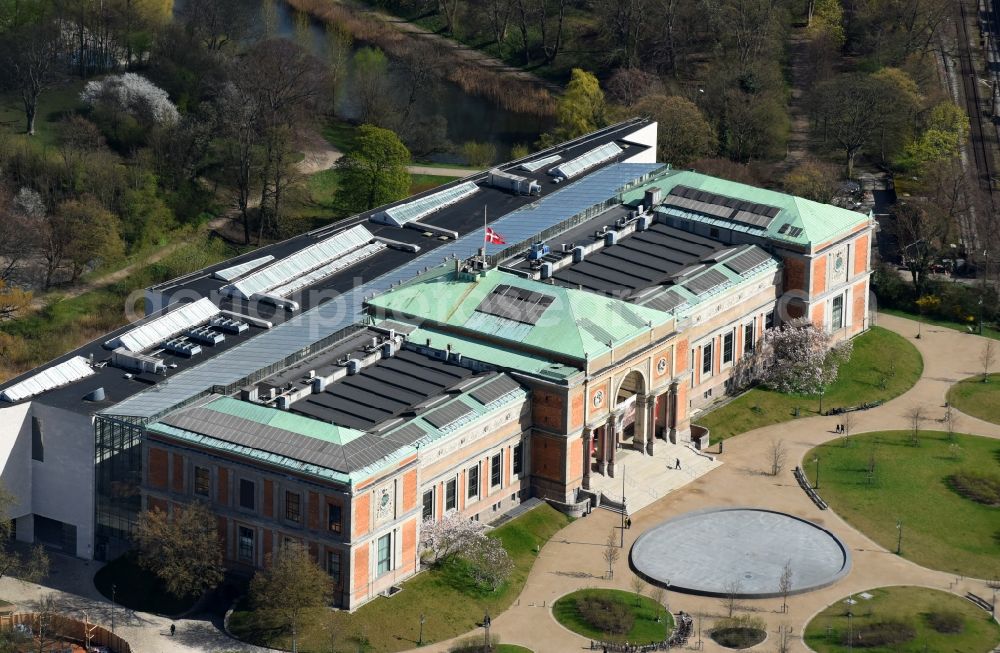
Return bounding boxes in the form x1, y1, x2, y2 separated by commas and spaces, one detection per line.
1, 312, 998, 653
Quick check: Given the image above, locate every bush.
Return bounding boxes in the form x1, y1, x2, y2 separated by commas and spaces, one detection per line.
449, 634, 499, 652
577, 595, 634, 635
947, 471, 1000, 506
842, 619, 916, 647
927, 609, 965, 633
710, 615, 767, 649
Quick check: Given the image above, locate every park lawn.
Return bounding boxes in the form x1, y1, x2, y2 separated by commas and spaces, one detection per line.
410, 173, 461, 194
804, 586, 1000, 653
321, 118, 359, 153
0, 80, 87, 147
803, 431, 1000, 578
696, 327, 923, 441
93, 553, 197, 616
552, 588, 673, 644
229, 504, 572, 652
880, 307, 1000, 341
946, 373, 1000, 425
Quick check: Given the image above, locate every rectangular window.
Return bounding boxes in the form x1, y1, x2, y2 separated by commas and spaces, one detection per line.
377, 533, 392, 575
421, 490, 434, 521
239, 479, 255, 510
490, 453, 502, 488
744, 323, 755, 354
512, 443, 523, 476
328, 503, 342, 533
327, 550, 341, 584
702, 342, 713, 375
31, 417, 43, 462
723, 332, 734, 364
238, 526, 254, 561
285, 491, 301, 523
765, 312, 775, 330
467, 466, 479, 500
831, 295, 845, 330
445, 479, 457, 511
194, 466, 210, 497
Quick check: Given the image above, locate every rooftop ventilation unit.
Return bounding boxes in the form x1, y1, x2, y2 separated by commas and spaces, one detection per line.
487, 169, 541, 196
0, 356, 95, 402
186, 325, 225, 346
209, 316, 249, 334
549, 142, 623, 179
104, 297, 220, 352
162, 337, 202, 358
84, 387, 106, 402
371, 182, 479, 227
111, 347, 166, 374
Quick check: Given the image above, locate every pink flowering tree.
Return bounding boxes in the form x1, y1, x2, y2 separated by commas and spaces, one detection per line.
419, 512, 486, 563
734, 319, 853, 397
463, 536, 514, 591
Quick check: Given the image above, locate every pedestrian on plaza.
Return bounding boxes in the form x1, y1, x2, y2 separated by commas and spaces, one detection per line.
675, 458, 681, 470
170, 623, 176, 636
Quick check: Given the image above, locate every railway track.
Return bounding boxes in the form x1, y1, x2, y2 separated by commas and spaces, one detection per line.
957, 0, 997, 210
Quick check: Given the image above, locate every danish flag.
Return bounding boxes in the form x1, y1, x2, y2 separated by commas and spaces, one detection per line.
485, 227, 506, 245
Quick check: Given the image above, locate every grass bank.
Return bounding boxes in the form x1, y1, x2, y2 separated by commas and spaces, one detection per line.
229, 504, 572, 652
696, 327, 923, 441
804, 586, 1000, 652
946, 373, 1000, 425
804, 431, 1000, 578
552, 588, 673, 645
880, 307, 1000, 341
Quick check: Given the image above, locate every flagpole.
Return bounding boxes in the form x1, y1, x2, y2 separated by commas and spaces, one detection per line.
483, 205, 487, 269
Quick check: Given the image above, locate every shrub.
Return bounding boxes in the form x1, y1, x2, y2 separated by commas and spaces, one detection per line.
842, 619, 916, 647
947, 471, 1000, 506
577, 595, 634, 635
927, 609, 965, 633
449, 634, 500, 652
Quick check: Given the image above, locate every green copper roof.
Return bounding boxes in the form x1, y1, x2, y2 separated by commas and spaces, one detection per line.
627, 170, 869, 247
205, 396, 365, 445
367, 267, 674, 360
398, 324, 581, 382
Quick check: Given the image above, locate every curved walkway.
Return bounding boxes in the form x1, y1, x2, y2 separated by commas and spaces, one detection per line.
411, 313, 1000, 653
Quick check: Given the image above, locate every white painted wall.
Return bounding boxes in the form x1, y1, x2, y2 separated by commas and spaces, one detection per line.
622, 122, 659, 163
0, 402, 33, 539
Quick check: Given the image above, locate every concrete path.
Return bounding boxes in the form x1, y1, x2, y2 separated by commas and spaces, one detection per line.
411, 313, 1000, 653
2, 313, 997, 653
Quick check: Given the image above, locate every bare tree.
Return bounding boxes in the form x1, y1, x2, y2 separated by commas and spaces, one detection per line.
943, 404, 957, 441
776, 623, 794, 653
866, 440, 878, 487
778, 560, 793, 613
722, 578, 742, 617
251, 542, 333, 653
0, 21, 62, 136
842, 411, 854, 446
768, 439, 787, 476
631, 576, 646, 605
649, 586, 666, 622
603, 530, 620, 580
905, 405, 924, 446
981, 341, 995, 382
33, 594, 63, 653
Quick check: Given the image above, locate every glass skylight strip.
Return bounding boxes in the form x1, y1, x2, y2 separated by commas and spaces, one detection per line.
226, 225, 374, 299
269, 242, 387, 298
105, 297, 220, 352
378, 181, 479, 227
212, 255, 275, 282
520, 154, 561, 172
550, 142, 622, 179
1, 356, 94, 402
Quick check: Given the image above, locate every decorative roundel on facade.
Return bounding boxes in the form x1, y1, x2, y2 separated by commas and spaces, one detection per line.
377, 487, 393, 520
834, 252, 845, 273
593, 389, 605, 407
656, 357, 668, 374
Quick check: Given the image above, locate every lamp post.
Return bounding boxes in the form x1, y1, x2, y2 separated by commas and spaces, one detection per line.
896, 520, 903, 555
418, 613, 425, 646
483, 610, 491, 652
111, 583, 117, 634
813, 454, 821, 490
620, 465, 627, 548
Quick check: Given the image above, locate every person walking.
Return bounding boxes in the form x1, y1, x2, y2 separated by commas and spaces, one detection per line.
170, 624, 176, 637
675, 458, 681, 470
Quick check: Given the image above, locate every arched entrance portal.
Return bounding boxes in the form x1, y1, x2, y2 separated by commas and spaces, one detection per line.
614, 371, 645, 447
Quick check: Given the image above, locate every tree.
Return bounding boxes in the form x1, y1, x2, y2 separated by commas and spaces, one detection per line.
178, 0, 252, 51
461, 141, 498, 168
778, 560, 793, 613
743, 320, 853, 397
842, 411, 854, 445
463, 536, 513, 591
0, 22, 61, 136
981, 340, 995, 382
943, 403, 957, 440
632, 95, 717, 167
419, 512, 487, 563
0, 281, 32, 320
649, 586, 666, 622
32, 594, 64, 653
722, 578, 742, 617
55, 196, 124, 282
782, 160, 840, 204
768, 439, 787, 477
902, 102, 970, 173
870, 68, 920, 164
811, 73, 882, 178
776, 623, 794, 653
905, 405, 924, 445
81, 73, 180, 127
605, 67, 662, 107
543, 69, 605, 145
251, 542, 333, 653
0, 484, 48, 586
134, 502, 224, 600
602, 529, 620, 580
353, 47, 390, 126
631, 576, 646, 605
336, 125, 411, 213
